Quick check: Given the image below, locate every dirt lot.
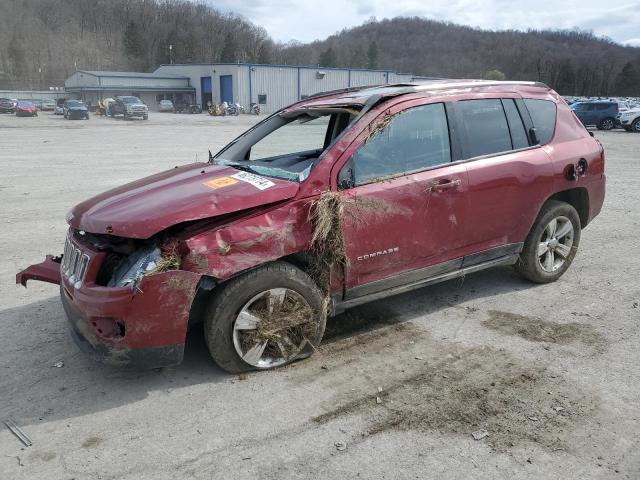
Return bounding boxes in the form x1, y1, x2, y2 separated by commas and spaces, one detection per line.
1, 112, 639, 479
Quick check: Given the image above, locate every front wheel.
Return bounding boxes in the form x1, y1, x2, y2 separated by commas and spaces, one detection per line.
204, 261, 326, 373
514, 200, 581, 284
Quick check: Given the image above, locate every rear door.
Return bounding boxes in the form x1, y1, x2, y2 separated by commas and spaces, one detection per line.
457, 97, 555, 253
335, 100, 469, 295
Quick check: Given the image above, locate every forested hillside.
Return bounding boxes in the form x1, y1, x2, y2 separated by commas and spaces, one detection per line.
279, 17, 640, 96
1, 0, 639, 96
0, 0, 275, 89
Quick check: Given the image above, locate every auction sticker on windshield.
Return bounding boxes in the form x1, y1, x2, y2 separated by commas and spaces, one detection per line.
203, 177, 238, 189
231, 171, 275, 190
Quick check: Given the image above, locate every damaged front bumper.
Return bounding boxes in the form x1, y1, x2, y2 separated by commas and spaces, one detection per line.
17, 242, 201, 368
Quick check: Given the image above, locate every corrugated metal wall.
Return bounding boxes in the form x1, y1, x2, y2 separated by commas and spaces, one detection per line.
98, 76, 189, 88
249, 66, 299, 113
61, 64, 433, 114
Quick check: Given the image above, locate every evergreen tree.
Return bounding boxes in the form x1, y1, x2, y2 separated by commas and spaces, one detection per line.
319, 47, 337, 67
123, 21, 144, 59
220, 33, 238, 62
367, 41, 379, 69
614, 62, 640, 96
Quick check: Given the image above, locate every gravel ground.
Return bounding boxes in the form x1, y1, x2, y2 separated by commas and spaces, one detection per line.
0, 112, 639, 479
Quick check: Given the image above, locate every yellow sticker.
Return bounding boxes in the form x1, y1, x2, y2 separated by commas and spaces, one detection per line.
203, 177, 238, 189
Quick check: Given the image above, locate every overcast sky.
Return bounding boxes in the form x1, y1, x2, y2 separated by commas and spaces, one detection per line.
209, 0, 640, 47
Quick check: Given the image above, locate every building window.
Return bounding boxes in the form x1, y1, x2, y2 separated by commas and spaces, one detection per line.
258, 94, 267, 105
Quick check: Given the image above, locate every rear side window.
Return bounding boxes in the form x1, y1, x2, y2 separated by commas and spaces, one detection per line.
350, 103, 451, 185
502, 99, 529, 150
524, 99, 557, 145
595, 104, 611, 111
458, 99, 512, 158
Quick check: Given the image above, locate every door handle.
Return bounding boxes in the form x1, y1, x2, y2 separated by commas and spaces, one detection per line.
429, 178, 461, 192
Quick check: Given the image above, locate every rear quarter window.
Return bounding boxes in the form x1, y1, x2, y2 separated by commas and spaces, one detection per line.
524, 99, 557, 145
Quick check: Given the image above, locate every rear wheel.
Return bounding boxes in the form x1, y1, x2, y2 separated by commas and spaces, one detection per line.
597, 117, 614, 130
514, 200, 581, 284
632, 118, 640, 133
204, 261, 326, 373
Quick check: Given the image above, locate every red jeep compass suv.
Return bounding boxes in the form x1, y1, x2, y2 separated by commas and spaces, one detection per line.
17, 80, 605, 372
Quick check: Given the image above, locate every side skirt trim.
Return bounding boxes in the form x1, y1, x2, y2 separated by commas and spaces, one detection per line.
332, 248, 521, 315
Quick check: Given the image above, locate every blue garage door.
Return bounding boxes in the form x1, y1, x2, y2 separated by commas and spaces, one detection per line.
201, 76, 212, 106
220, 75, 233, 104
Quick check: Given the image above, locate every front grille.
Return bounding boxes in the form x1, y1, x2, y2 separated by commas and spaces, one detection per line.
62, 234, 90, 286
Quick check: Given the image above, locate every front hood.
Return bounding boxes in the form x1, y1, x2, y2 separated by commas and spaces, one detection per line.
126, 103, 147, 109
69, 163, 299, 238
69, 107, 87, 112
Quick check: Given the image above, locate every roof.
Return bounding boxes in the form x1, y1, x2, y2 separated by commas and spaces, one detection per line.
294, 80, 550, 108
156, 62, 431, 76
77, 70, 189, 80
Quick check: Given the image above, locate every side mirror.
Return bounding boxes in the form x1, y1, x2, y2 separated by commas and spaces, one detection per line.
529, 127, 539, 145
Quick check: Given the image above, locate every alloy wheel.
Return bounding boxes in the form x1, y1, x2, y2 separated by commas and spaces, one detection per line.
232, 288, 317, 368
537, 216, 574, 273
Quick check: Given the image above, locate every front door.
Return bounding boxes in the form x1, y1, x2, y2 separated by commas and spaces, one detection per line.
335, 101, 469, 297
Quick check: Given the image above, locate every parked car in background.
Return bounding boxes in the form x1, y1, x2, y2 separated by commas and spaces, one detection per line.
617, 107, 640, 132
54, 99, 65, 115
110, 96, 148, 120
158, 99, 174, 112
0, 98, 16, 113
570, 101, 619, 130
17, 80, 605, 372
15, 101, 38, 117
41, 99, 56, 111
63, 100, 90, 120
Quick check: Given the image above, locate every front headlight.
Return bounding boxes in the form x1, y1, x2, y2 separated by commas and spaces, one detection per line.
108, 247, 161, 288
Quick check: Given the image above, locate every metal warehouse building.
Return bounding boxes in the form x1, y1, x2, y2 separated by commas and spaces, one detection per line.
153, 63, 435, 113
64, 71, 196, 110
65, 63, 435, 113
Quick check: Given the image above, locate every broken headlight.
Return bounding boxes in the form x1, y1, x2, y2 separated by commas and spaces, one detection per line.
107, 247, 161, 288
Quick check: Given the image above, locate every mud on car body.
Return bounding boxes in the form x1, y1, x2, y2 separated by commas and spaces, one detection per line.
18, 80, 606, 372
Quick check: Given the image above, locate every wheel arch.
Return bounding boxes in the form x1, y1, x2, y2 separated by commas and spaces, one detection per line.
546, 187, 590, 228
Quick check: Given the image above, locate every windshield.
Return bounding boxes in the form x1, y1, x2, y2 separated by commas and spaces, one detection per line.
213, 108, 357, 182
17, 101, 33, 107
67, 100, 84, 107
121, 97, 142, 104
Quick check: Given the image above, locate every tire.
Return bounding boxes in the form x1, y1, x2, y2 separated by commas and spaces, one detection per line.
514, 200, 581, 284
204, 261, 326, 373
632, 118, 640, 133
597, 117, 614, 130
143, 115, 148, 120
85, 114, 89, 120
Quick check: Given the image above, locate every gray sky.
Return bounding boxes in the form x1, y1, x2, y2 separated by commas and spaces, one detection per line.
209, 0, 640, 46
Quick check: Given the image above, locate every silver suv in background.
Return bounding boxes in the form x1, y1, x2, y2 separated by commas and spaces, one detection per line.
617, 108, 640, 132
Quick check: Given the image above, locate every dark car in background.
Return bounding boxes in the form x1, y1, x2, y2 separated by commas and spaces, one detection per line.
15, 101, 38, 117
0, 98, 16, 113
63, 100, 90, 120
109, 96, 148, 120
570, 101, 619, 130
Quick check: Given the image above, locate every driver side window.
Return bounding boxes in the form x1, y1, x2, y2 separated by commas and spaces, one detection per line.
346, 103, 451, 186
